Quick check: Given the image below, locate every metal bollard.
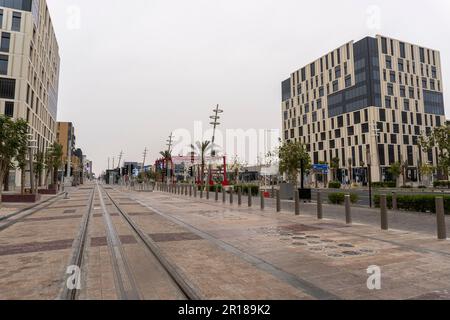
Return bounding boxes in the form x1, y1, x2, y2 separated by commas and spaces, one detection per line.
222, 188, 226, 203
276, 190, 281, 213
194, 185, 197, 198
345, 195, 352, 224
185, 185, 188, 196
230, 189, 234, 205
260, 192, 265, 211
436, 197, 447, 240
215, 186, 219, 202
238, 188, 242, 206
392, 192, 398, 211
294, 190, 300, 216
200, 186, 203, 199
206, 186, 210, 200
189, 185, 192, 197
380, 195, 389, 230
248, 190, 252, 207
317, 191, 323, 220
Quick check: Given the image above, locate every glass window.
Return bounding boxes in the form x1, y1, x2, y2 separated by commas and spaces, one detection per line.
4, 101, 13, 117
345, 76, 351, 88
0, 54, 7, 75
0, 32, 10, 52
12, 12, 21, 32
0, 77, 15, 99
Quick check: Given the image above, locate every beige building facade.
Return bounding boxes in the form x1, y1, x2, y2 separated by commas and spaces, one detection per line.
281, 35, 446, 184
0, 0, 60, 187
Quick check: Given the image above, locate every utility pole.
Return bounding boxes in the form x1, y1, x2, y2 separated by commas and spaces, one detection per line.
209, 105, 224, 185
117, 150, 124, 169
27, 133, 37, 195
210, 104, 223, 157
166, 133, 174, 183
142, 148, 148, 172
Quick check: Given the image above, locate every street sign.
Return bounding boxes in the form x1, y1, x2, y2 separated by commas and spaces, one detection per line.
313, 164, 329, 174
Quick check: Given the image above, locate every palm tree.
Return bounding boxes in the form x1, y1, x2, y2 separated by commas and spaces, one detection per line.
191, 141, 211, 187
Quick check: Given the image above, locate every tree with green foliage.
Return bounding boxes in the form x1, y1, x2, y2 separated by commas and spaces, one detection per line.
159, 150, 172, 183
46, 143, 64, 188
419, 124, 450, 180
34, 151, 46, 189
191, 141, 211, 187
278, 141, 311, 188
0, 116, 29, 205
388, 162, 401, 187
330, 157, 340, 181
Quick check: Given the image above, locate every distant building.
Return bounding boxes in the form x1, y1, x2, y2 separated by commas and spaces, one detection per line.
281, 35, 446, 184
57, 122, 76, 177
1, 0, 60, 188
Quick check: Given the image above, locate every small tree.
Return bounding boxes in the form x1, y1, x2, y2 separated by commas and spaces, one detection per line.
330, 157, 340, 182
159, 150, 172, 183
34, 151, 46, 189
0, 116, 28, 205
278, 141, 311, 188
388, 162, 401, 187
47, 143, 63, 188
419, 163, 434, 187
191, 141, 211, 187
419, 124, 450, 180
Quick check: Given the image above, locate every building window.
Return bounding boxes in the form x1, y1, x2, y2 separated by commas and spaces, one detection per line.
379, 109, 386, 122
385, 97, 391, 108
345, 76, 351, 88
381, 37, 388, 54
335, 66, 341, 78
0, 77, 15, 99
404, 99, 410, 111
12, 12, 21, 32
398, 59, 404, 72
0, 54, 7, 75
387, 84, 394, 95
385, 56, 392, 69
4, 101, 13, 117
390, 71, 396, 83
354, 111, 361, 124
420, 48, 425, 63
400, 42, 406, 58
0, 9, 3, 27
400, 86, 406, 97
333, 81, 338, 92
0, 32, 10, 52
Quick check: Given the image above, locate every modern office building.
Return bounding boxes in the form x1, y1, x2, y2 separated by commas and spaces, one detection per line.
281, 35, 446, 184
57, 121, 75, 177
0, 0, 60, 187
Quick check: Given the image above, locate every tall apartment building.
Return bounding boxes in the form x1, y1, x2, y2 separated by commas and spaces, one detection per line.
0, 0, 60, 187
281, 35, 446, 184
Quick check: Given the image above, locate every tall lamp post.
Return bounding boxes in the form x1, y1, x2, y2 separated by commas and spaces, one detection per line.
209, 105, 223, 185
27, 133, 37, 195
366, 148, 372, 208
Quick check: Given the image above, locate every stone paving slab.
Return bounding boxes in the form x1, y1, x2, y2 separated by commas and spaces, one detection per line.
124, 190, 450, 300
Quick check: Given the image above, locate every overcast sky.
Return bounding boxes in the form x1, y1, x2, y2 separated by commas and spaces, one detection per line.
46, 0, 450, 175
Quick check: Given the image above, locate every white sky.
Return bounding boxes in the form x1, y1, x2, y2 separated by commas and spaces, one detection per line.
46, 0, 450, 175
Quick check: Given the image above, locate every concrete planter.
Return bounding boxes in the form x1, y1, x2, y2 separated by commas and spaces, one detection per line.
38, 189, 58, 195
2, 194, 41, 203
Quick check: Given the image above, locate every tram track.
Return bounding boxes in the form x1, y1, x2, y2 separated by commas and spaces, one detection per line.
97, 183, 200, 300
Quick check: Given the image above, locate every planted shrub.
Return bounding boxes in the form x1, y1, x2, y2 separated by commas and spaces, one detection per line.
374, 194, 450, 214
328, 193, 359, 205
371, 181, 396, 188
233, 184, 259, 196
328, 181, 342, 189
434, 181, 450, 189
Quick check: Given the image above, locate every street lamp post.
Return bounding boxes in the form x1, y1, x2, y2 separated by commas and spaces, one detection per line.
367, 148, 372, 208
209, 105, 223, 186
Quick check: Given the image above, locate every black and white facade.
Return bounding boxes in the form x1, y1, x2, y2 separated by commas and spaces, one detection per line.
281, 35, 446, 184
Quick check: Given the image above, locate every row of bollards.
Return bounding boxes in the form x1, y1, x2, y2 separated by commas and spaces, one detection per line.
156, 183, 447, 241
